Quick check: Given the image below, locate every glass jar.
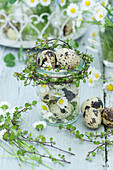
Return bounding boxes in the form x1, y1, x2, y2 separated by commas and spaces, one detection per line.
36, 83, 80, 126
100, 26, 113, 67
36, 59, 84, 126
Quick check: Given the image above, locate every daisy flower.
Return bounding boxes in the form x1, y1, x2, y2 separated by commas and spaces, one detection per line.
66, 3, 79, 18
0, 108, 5, 116
57, 97, 68, 108
87, 75, 96, 87
81, 0, 95, 11
38, 84, 50, 94
51, 89, 65, 98
86, 45, 98, 52
60, 0, 66, 7
93, 5, 107, 21
88, 66, 101, 81
40, 0, 51, 6
40, 102, 49, 113
76, 14, 83, 28
100, 0, 108, 6
32, 121, 46, 130
103, 82, 113, 92
0, 129, 7, 140
25, 0, 38, 7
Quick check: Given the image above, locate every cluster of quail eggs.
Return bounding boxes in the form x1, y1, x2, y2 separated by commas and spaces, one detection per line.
38, 48, 81, 69
37, 83, 79, 124
37, 48, 81, 124
81, 97, 113, 129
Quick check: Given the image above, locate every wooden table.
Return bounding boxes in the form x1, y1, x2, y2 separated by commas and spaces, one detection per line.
0, 26, 113, 170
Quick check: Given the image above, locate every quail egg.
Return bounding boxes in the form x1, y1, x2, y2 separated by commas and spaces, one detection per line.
101, 107, 113, 127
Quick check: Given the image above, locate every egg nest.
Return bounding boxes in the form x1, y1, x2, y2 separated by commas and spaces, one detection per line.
15, 38, 93, 86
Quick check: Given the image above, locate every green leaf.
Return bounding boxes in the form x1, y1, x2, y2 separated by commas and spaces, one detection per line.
9, 0, 17, 4
42, 34, 47, 39
4, 53, 15, 63
68, 147, 71, 151
6, 61, 15, 67
32, 100, 37, 106
59, 124, 63, 130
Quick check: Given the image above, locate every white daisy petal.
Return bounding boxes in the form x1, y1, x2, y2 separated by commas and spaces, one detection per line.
40, 0, 51, 6
81, 0, 95, 11
67, 3, 79, 18
25, 0, 38, 7
60, 0, 66, 7
57, 97, 68, 108
0, 129, 7, 140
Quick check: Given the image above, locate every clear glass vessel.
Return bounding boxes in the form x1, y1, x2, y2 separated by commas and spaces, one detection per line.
36, 59, 84, 126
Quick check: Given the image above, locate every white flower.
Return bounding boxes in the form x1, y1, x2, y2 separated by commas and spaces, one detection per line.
40, 102, 49, 113
51, 89, 65, 98
81, 0, 95, 11
60, 0, 66, 7
89, 29, 98, 40
57, 97, 68, 108
25, 0, 38, 7
0, 129, 7, 140
100, 0, 108, 6
87, 75, 96, 87
86, 46, 98, 52
103, 82, 113, 92
32, 121, 46, 129
40, 0, 51, 6
38, 84, 50, 94
93, 5, 107, 21
88, 66, 101, 80
88, 38, 100, 46
66, 3, 79, 18
76, 14, 83, 28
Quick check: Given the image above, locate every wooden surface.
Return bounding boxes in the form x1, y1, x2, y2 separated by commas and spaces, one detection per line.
0, 27, 113, 170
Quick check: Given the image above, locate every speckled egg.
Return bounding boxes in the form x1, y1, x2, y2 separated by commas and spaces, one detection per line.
83, 107, 102, 129
81, 97, 103, 113
101, 107, 113, 127
56, 48, 80, 69
49, 101, 73, 119
38, 50, 56, 67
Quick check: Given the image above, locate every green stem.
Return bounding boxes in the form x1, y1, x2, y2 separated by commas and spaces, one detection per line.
0, 142, 14, 156
0, 155, 16, 158
21, 117, 64, 166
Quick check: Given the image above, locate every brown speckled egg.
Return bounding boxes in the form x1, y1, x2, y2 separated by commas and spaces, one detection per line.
56, 48, 80, 69
83, 107, 102, 129
38, 50, 56, 67
101, 107, 113, 127
81, 97, 103, 113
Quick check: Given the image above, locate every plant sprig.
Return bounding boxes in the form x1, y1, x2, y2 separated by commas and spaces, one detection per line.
0, 101, 75, 170
59, 124, 113, 162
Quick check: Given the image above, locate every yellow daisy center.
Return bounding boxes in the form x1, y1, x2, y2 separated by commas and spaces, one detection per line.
107, 84, 113, 91
102, 2, 106, 6
59, 99, 63, 104
30, 0, 35, 3
43, 73, 47, 76
95, 73, 99, 79
78, 18, 81, 22
61, 0, 64, 3
92, 16, 95, 20
70, 8, 75, 13
99, 14, 103, 18
42, 105, 47, 110
43, 0, 47, 1
90, 78, 93, 84
92, 33, 96, 38
55, 93, 61, 96
96, 9, 100, 13
41, 85, 47, 88
85, 1, 90, 6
